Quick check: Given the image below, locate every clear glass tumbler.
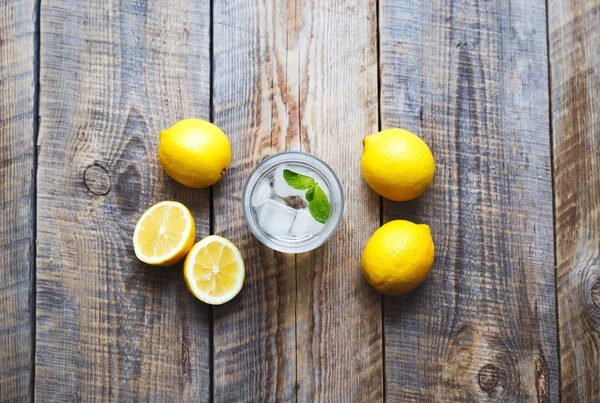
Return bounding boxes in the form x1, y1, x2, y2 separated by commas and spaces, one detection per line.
242, 151, 344, 253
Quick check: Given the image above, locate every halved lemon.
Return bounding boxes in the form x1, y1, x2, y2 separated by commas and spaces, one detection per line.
183, 235, 245, 305
132, 201, 195, 266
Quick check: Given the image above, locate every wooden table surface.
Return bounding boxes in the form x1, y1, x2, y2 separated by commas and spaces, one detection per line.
1, 0, 599, 401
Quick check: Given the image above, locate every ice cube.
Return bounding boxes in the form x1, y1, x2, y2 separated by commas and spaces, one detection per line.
290, 210, 326, 238
311, 219, 325, 234
257, 200, 297, 237
290, 210, 315, 238
251, 180, 272, 208
273, 167, 307, 198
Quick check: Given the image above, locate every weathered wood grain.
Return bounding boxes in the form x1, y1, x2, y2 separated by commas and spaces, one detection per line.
293, 1, 381, 400
36, 1, 211, 400
212, 0, 382, 400
379, 0, 558, 401
549, 0, 600, 400
211, 2, 300, 401
0, 0, 36, 400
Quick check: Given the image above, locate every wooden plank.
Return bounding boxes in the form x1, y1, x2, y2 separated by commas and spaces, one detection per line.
0, 0, 36, 400
36, 1, 211, 400
379, 0, 558, 401
549, 0, 600, 400
212, 0, 382, 400
293, 1, 381, 399
211, 3, 300, 401
213, 1, 299, 401
211, 2, 298, 400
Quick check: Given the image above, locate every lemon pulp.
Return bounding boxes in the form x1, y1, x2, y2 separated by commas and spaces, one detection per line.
184, 236, 245, 305
133, 201, 195, 266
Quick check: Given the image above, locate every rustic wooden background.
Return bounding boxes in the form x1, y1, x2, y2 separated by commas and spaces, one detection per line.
0, 0, 598, 401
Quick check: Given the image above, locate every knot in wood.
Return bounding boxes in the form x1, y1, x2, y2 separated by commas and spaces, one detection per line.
478, 364, 499, 394
592, 280, 600, 309
84, 164, 111, 195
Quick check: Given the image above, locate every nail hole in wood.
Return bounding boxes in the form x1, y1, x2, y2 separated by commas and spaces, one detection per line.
84, 164, 111, 196
478, 364, 499, 394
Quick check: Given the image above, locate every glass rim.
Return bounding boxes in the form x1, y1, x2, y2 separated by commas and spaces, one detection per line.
242, 151, 344, 253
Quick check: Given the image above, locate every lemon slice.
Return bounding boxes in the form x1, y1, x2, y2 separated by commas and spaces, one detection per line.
132, 201, 195, 266
184, 236, 245, 305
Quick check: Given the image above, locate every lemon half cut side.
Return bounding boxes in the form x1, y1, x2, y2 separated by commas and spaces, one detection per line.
184, 235, 245, 305
133, 201, 196, 266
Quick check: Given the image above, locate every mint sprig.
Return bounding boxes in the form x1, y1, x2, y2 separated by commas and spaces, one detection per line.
282, 169, 315, 190
282, 169, 330, 224
308, 185, 330, 224
305, 186, 315, 202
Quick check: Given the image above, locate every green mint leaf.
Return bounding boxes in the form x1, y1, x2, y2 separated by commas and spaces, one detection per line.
308, 185, 330, 224
305, 185, 316, 202
282, 169, 330, 223
283, 169, 315, 190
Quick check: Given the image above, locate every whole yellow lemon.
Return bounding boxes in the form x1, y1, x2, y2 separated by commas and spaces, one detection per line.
158, 119, 231, 188
361, 220, 434, 295
361, 128, 435, 201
